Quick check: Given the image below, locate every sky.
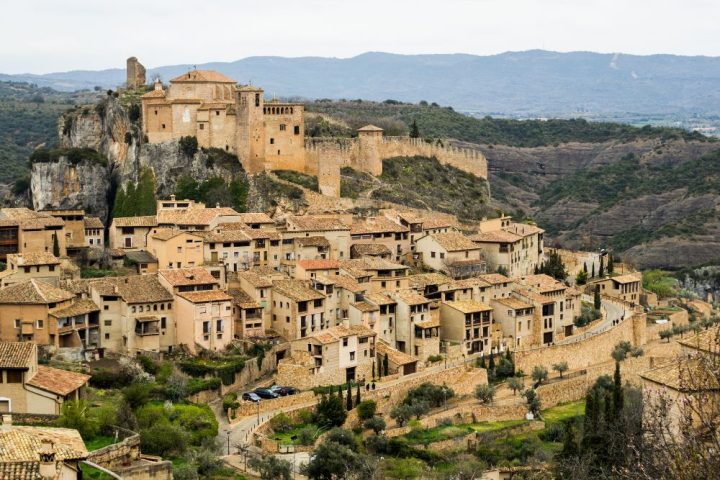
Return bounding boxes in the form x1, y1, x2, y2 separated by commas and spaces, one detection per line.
2, 0, 719, 74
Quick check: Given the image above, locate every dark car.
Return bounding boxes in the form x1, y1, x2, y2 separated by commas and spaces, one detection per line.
278, 386, 298, 396
242, 392, 261, 403
254, 388, 279, 399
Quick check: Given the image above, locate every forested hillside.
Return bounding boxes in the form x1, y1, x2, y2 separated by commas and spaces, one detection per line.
305, 100, 709, 147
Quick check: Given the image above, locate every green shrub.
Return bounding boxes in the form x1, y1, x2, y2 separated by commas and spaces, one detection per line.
140, 423, 187, 457
270, 413, 293, 433
222, 392, 239, 411
426, 354, 443, 363
179, 136, 198, 157
29, 147, 107, 167
137, 355, 159, 375
89, 368, 133, 389
273, 170, 319, 192
186, 377, 221, 395
356, 400, 377, 420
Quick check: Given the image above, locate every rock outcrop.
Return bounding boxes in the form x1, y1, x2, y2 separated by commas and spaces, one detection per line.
31, 158, 110, 218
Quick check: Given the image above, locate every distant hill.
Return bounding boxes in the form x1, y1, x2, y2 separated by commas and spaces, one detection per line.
4, 50, 720, 117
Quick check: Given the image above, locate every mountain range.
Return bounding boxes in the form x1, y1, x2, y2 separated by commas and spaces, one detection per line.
3, 50, 720, 116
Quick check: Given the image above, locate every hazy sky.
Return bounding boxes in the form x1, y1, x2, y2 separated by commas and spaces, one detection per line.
2, 0, 718, 74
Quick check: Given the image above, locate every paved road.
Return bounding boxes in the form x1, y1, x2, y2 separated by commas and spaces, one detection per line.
557, 295, 631, 345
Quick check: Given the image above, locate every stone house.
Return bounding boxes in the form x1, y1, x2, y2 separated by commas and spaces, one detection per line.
148, 228, 204, 269
516, 274, 580, 344
470, 217, 544, 278
349, 216, 410, 263
415, 232, 486, 279
229, 288, 264, 339
236, 269, 283, 331
233, 212, 275, 230
375, 340, 418, 376
340, 257, 409, 293
201, 225, 281, 273
491, 297, 536, 349
440, 300, 496, 355
593, 272, 642, 304
124, 250, 159, 274
283, 216, 351, 260
176, 290, 234, 354
89, 275, 175, 354
362, 293, 397, 346
0, 208, 68, 260
39, 209, 87, 256
295, 259, 340, 280
83, 216, 104, 248
0, 342, 89, 415
271, 279, 326, 341
109, 216, 158, 250
0, 253, 61, 288
388, 290, 431, 355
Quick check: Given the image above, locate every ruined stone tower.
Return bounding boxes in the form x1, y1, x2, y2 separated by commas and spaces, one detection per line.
126, 57, 146, 89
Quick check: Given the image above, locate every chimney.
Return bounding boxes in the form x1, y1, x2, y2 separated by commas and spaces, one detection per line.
170, 194, 176, 201
38, 439, 56, 479
216, 202, 220, 208
1, 414, 11, 428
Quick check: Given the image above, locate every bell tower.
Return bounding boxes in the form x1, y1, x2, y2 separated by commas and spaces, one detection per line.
236, 86, 266, 173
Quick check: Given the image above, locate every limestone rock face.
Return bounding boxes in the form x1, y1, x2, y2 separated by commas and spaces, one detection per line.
31, 157, 110, 218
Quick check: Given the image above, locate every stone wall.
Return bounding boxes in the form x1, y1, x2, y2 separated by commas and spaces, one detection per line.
87, 427, 141, 469
111, 460, 173, 480
231, 391, 316, 419
514, 313, 646, 373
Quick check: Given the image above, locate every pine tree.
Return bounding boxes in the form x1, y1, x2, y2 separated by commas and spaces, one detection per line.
409, 120, 420, 138
599, 256, 605, 278
52, 234, 60, 257
594, 286, 601, 310
346, 383, 353, 410
355, 384, 361, 405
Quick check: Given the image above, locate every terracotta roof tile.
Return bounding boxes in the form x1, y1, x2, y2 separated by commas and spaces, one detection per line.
238, 271, 274, 288
83, 216, 104, 229
376, 340, 417, 366
170, 70, 236, 83
49, 299, 100, 318
520, 274, 566, 294
178, 290, 232, 303
409, 273, 453, 290
505, 222, 544, 237
492, 297, 534, 310
296, 236, 330, 248
351, 243, 391, 256
273, 280, 325, 302
364, 293, 395, 305
297, 259, 340, 270
443, 300, 492, 313
6, 253, 60, 266
158, 207, 240, 227
0, 342, 34, 369
112, 216, 158, 227
308, 324, 375, 344
352, 301, 379, 313
228, 288, 261, 309
159, 267, 217, 286
0, 426, 88, 463
286, 216, 349, 232
477, 273, 512, 285
350, 217, 408, 234
26, 366, 90, 396
470, 231, 523, 243
0, 280, 74, 305
90, 275, 173, 303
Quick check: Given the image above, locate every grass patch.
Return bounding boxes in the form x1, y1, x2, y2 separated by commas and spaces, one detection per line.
467, 419, 528, 433
541, 400, 585, 424
84, 435, 117, 451
273, 169, 319, 192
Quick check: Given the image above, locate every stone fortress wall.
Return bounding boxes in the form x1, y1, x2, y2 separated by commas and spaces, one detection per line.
304, 135, 488, 197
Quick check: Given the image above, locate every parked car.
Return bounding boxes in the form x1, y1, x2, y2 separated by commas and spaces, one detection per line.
254, 388, 279, 399
277, 386, 298, 396
242, 392, 261, 403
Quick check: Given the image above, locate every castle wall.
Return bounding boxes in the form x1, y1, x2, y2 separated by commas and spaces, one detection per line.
263, 105, 305, 172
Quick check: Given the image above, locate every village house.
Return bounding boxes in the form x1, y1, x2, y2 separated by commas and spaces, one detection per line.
234, 212, 275, 230
491, 297, 536, 349
295, 259, 340, 280
376, 340, 418, 376
156, 198, 242, 231
235, 269, 285, 331
317, 273, 368, 326
283, 216, 351, 260
440, 300, 497, 355
387, 290, 432, 355
415, 232, 487, 279
90, 275, 175, 354
340, 257, 409, 293
0, 280, 101, 350
39, 209, 88, 256
124, 250, 159, 274
0, 341, 89, 415
408, 273, 454, 300
470, 216, 544, 278
271, 279, 326, 341
148, 228, 204, 269
83, 216, 104, 248
109, 215, 158, 250
202, 224, 281, 272
593, 272, 642, 304
0, 208, 67, 260
229, 288, 264, 339
176, 289, 234, 353
387, 211, 457, 247
0, 253, 62, 288
0, 421, 89, 480
279, 324, 376, 387
349, 216, 410, 263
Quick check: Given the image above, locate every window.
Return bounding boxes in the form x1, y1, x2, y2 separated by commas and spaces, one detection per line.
161, 317, 166, 329
294, 125, 300, 135
104, 305, 109, 311
216, 319, 223, 331
350, 352, 355, 361
199, 123, 204, 130
104, 333, 110, 340
203, 321, 210, 334
14, 319, 20, 328
255, 94, 260, 107
270, 138, 274, 144
7, 370, 22, 383
431, 252, 436, 258
280, 124, 286, 131
440, 252, 445, 259
36, 320, 43, 329
342, 338, 348, 347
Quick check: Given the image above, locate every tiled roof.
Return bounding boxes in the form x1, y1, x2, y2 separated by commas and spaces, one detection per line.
450, 277, 492, 289
90, 275, 173, 303
236, 212, 274, 224
286, 216, 349, 232
611, 273, 642, 284
0, 461, 41, 479
421, 216, 456, 230
393, 291, 430, 306
309, 324, 376, 344
357, 124, 384, 132
0, 280, 74, 305
295, 236, 331, 248
297, 259, 340, 270
178, 290, 232, 303
49, 299, 100, 318
677, 326, 720, 354
7, 253, 60, 266
0, 426, 88, 462
170, 70, 236, 83
364, 293, 395, 306
477, 273, 512, 285
159, 267, 217, 286
331, 274, 366, 293
158, 207, 239, 226
351, 243, 391, 256
470, 231, 523, 243
520, 274, 566, 294
142, 88, 166, 98
228, 288, 261, 309
352, 301, 379, 313
0, 342, 34, 369
443, 300, 492, 313
416, 317, 440, 328
492, 297, 534, 310
376, 340, 417, 366
513, 288, 553, 305
150, 228, 203, 241
409, 273, 453, 290
273, 280, 325, 302
26, 366, 90, 396
83, 216, 104, 229
125, 250, 157, 264
0, 208, 65, 230
238, 271, 273, 288
112, 216, 158, 227
350, 217, 408, 234
341, 257, 408, 273
423, 232, 480, 252
505, 222, 544, 237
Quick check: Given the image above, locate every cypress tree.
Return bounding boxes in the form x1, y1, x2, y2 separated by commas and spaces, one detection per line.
479, 356, 486, 369
583, 262, 588, 273
112, 186, 126, 218
372, 360, 376, 379
338, 385, 343, 402
612, 362, 623, 418
591, 262, 596, 278
409, 120, 420, 138
599, 256, 605, 278
383, 354, 389, 376
52, 234, 60, 257
123, 183, 137, 216
346, 382, 353, 410
608, 252, 614, 274
355, 384, 361, 405
135, 167, 157, 216
560, 421, 579, 458
488, 353, 496, 371
594, 286, 601, 310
